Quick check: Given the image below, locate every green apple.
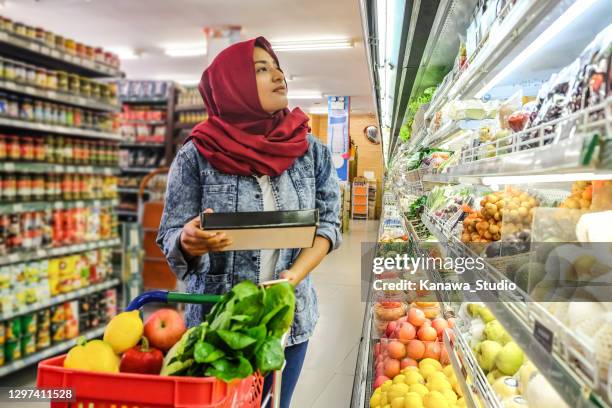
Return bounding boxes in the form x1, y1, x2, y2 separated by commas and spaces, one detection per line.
477, 340, 503, 372
487, 370, 503, 385
478, 307, 496, 323
484, 320, 512, 345
495, 342, 524, 376
467, 303, 482, 317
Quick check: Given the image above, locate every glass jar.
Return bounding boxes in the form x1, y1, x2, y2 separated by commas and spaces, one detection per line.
0, 135, 6, 161
61, 175, 72, 200
45, 31, 55, 49
94, 47, 104, 63
14, 62, 26, 83
44, 136, 55, 163
20, 98, 34, 121
3, 175, 16, 202
42, 102, 53, 124
20, 136, 34, 161
0, 58, 4, 79
55, 35, 64, 51
64, 137, 74, 163
25, 26, 36, 40
14, 23, 26, 37
4, 60, 16, 81
34, 100, 44, 123
7, 95, 19, 117
55, 137, 64, 164
68, 74, 80, 94
85, 46, 94, 61
64, 39, 76, 55
35, 27, 44, 42
99, 84, 108, 101
17, 175, 32, 201
35, 69, 47, 88
73, 139, 82, 164
73, 108, 82, 128
46, 71, 58, 90
32, 175, 44, 201
26, 65, 36, 85
0, 92, 6, 115
56, 71, 68, 92
44, 175, 55, 200
65, 107, 73, 127
80, 78, 91, 97
34, 137, 45, 161
7, 136, 20, 161
76, 43, 86, 59
57, 105, 67, 126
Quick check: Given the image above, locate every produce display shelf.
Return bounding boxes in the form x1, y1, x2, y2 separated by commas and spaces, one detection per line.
425, 0, 559, 119
350, 298, 374, 408
120, 167, 156, 174
420, 212, 610, 408
423, 121, 461, 147
0, 30, 121, 78
119, 120, 166, 125
0, 238, 121, 267
0, 117, 121, 141
0, 198, 119, 215
0, 326, 105, 378
0, 162, 119, 175
0, 79, 120, 112
0, 278, 120, 321
121, 97, 168, 104
174, 104, 205, 112
116, 209, 137, 216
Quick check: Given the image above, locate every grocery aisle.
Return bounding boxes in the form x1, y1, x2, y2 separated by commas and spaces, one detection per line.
293, 220, 378, 408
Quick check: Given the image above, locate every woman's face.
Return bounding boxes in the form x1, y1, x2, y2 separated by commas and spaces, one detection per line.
253, 46, 288, 114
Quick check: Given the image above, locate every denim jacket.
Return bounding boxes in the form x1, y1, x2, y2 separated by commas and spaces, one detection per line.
156, 134, 342, 346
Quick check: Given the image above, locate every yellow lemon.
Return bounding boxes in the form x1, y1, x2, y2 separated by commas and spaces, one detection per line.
404, 392, 424, 408
393, 374, 407, 385
426, 372, 448, 384
427, 378, 452, 393
452, 381, 463, 397
380, 393, 388, 406
404, 371, 425, 385
456, 397, 466, 407
381, 380, 393, 393
402, 366, 419, 374
443, 365, 455, 378
409, 383, 429, 398
370, 391, 382, 408
423, 391, 450, 408
419, 365, 438, 379
391, 397, 405, 408
387, 383, 410, 401
419, 358, 442, 371
103, 310, 143, 354
441, 389, 458, 404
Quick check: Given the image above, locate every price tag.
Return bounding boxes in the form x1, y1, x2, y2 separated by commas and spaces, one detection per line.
4, 81, 15, 91
84, 166, 93, 173
36, 249, 46, 257
67, 166, 76, 173
13, 204, 23, 212
40, 46, 50, 55
82, 60, 94, 68
53, 165, 62, 172
25, 86, 36, 94
51, 50, 61, 59
29, 42, 40, 52
77, 97, 87, 105
0, 31, 8, 41
534, 320, 554, 353
4, 162, 15, 171
47, 90, 57, 99
8, 253, 19, 263
54, 202, 63, 209
76, 201, 84, 207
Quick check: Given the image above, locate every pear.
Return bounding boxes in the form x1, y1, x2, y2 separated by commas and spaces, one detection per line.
478, 307, 496, 323
477, 340, 503, 372
484, 320, 512, 345
467, 303, 482, 317
495, 342, 524, 376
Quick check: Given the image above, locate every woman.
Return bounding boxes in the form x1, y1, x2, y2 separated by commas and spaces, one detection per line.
157, 36, 341, 407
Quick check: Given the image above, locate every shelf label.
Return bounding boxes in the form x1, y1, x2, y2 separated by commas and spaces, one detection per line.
13, 204, 23, 212
54, 202, 63, 209
36, 249, 46, 257
47, 90, 57, 99
29, 43, 40, 52
83, 166, 93, 173
25, 86, 36, 94
75, 201, 84, 207
53, 165, 62, 172
82, 60, 94, 68
0, 31, 7, 40
51, 50, 61, 59
40, 46, 51, 55
8, 253, 19, 263
66, 166, 76, 173
533, 320, 553, 353
4, 162, 15, 171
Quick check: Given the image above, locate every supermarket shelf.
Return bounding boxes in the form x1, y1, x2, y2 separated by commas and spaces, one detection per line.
116, 209, 137, 216
117, 188, 150, 194
0, 198, 119, 215
120, 167, 157, 173
0, 79, 120, 112
0, 117, 121, 141
174, 104, 204, 112
0, 326, 106, 378
119, 120, 166, 126
119, 142, 165, 148
0, 162, 119, 175
0, 238, 121, 267
423, 121, 461, 147
0, 278, 120, 321
121, 97, 168, 104
421, 212, 610, 408
174, 122, 198, 129
425, 0, 559, 119
0, 30, 121, 78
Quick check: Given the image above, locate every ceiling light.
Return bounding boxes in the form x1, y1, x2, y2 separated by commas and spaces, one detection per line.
106, 46, 140, 60
164, 44, 207, 57
287, 93, 323, 99
481, 172, 612, 185
476, 0, 600, 97
271, 39, 354, 52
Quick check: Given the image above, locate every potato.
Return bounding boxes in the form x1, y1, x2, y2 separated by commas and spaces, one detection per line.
494, 212, 501, 221
518, 207, 528, 217
480, 199, 487, 207
489, 224, 499, 234
493, 232, 501, 241
461, 233, 471, 243
496, 200, 505, 209
509, 209, 519, 220
484, 231, 493, 239
487, 194, 499, 204
520, 201, 531, 209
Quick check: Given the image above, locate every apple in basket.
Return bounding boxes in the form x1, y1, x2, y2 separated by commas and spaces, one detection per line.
144, 309, 187, 352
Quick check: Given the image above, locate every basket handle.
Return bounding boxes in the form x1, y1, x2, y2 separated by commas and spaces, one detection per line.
126, 291, 223, 311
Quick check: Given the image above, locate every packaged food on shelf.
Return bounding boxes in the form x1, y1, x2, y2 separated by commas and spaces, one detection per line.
117, 80, 171, 101
177, 86, 201, 106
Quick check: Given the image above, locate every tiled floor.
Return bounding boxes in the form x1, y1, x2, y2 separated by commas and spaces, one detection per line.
292, 220, 378, 408
2, 220, 378, 408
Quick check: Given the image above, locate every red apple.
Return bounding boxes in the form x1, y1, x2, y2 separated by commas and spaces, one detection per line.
406, 340, 425, 360
374, 342, 381, 358
143, 309, 186, 352
398, 316, 409, 324
373, 375, 390, 389
417, 326, 437, 342
383, 358, 401, 378
387, 341, 406, 359
385, 321, 397, 338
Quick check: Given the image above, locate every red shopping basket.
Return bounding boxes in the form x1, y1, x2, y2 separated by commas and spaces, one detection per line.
37, 354, 264, 408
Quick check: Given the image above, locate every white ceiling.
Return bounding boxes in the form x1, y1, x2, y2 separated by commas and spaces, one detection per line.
1, 0, 376, 113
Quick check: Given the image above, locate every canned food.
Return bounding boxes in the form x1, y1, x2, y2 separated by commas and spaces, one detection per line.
21, 313, 37, 335
5, 340, 20, 362
20, 334, 35, 356
0, 321, 5, 344
6, 317, 21, 341
51, 322, 65, 343
37, 308, 50, 329
36, 325, 50, 349
0, 343, 4, 366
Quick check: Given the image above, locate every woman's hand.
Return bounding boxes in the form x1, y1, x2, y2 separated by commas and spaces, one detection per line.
179, 210, 232, 257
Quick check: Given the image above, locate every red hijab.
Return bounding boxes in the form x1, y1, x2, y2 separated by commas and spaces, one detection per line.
186, 37, 310, 176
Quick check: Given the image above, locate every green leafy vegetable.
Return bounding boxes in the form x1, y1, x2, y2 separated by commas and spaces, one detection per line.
161, 280, 295, 382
